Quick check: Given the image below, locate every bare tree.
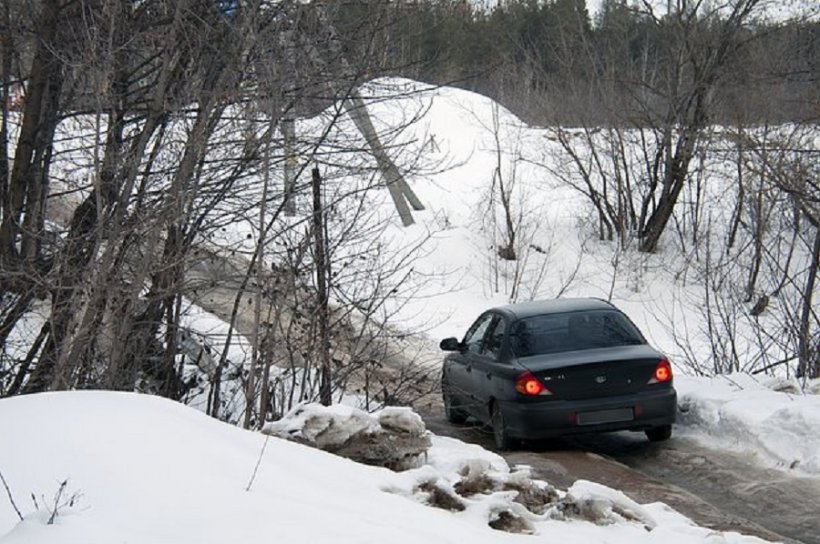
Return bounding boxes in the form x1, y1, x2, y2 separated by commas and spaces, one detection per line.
1, 0, 438, 403
741, 125, 819, 379
534, 0, 766, 254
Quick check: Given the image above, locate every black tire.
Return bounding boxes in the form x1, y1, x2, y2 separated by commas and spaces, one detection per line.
491, 403, 516, 451
442, 382, 468, 424
646, 424, 672, 442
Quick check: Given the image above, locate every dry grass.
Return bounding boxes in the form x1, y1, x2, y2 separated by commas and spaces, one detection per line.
416, 481, 466, 512
502, 479, 558, 515
453, 472, 496, 497
488, 510, 534, 534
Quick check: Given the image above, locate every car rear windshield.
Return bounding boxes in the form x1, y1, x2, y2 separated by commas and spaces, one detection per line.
510, 310, 645, 357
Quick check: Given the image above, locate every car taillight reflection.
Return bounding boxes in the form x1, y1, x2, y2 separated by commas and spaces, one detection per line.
515, 371, 552, 396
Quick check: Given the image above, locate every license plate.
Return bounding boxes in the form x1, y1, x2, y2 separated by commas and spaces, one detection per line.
577, 408, 634, 426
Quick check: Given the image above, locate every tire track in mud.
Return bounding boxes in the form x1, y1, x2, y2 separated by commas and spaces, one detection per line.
597, 434, 820, 544
422, 411, 808, 544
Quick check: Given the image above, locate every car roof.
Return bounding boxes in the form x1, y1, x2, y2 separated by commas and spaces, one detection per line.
492, 298, 616, 320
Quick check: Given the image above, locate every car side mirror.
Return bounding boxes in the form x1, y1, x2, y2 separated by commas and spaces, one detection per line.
439, 337, 463, 351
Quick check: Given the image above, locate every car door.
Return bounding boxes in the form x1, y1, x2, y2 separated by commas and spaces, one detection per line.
451, 312, 496, 418
467, 314, 519, 417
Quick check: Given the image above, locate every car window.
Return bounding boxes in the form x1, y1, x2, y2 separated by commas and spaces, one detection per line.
484, 316, 507, 359
510, 310, 645, 357
463, 313, 495, 354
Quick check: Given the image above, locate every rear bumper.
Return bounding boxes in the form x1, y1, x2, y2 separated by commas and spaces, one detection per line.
500, 387, 677, 440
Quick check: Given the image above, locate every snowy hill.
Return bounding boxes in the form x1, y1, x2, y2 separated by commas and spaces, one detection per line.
0, 392, 771, 543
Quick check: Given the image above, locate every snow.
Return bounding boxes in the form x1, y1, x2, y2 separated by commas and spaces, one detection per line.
176, 300, 251, 422
264, 403, 379, 445
0, 392, 771, 543
676, 374, 820, 475
378, 406, 427, 435
565, 480, 657, 529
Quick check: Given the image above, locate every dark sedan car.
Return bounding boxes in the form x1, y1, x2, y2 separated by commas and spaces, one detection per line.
440, 298, 676, 449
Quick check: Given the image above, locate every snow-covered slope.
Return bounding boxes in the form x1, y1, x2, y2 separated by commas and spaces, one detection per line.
0, 392, 770, 543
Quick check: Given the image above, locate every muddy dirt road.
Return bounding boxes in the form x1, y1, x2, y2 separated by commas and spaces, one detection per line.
422, 411, 820, 544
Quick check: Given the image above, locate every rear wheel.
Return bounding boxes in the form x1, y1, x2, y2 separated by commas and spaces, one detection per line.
646, 424, 672, 442
442, 381, 467, 424
491, 403, 516, 451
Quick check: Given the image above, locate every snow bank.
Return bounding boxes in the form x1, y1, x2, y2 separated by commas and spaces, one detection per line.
565, 480, 657, 528
265, 403, 379, 445
263, 403, 430, 470
0, 392, 769, 543
676, 374, 820, 475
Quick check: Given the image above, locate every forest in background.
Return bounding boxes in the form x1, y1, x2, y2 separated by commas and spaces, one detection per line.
358, 0, 819, 126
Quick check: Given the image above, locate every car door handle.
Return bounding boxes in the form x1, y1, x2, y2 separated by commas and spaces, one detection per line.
465, 365, 472, 373
485, 372, 492, 379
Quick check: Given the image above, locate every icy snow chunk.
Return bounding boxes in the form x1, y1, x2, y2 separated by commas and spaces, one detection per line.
264, 403, 430, 471
425, 435, 508, 475
562, 480, 657, 529
265, 403, 377, 448
377, 406, 426, 435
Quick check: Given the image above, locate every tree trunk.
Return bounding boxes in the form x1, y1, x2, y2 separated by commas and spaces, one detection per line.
281, 116, 297, 216
797, 227, 820, 379
244, 113, 274, 428
0, 8, 11, 238
639, 129, 699, 253
344, 94, 424, 226
24, 193, 101, 392
312, 167, 332, 406
0, 0, 61, 268
726, 135, 745, 252
0, 292, 33, 354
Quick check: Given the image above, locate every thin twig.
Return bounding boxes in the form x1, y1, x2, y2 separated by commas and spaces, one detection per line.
246, 433, 271, 492
47, 480, 68, 525
0, 468, 23, 521
751, 356, 798, 376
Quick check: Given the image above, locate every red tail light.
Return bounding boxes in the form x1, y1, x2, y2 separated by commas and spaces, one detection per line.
515, 371, 552, 396
648, 359, 672, 384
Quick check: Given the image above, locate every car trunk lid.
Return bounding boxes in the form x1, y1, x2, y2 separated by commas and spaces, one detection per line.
518, 345, 664, 400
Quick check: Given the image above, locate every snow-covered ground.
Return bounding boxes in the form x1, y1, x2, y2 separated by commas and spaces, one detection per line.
0, 392, 771, 543
676, 374, 820, 476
